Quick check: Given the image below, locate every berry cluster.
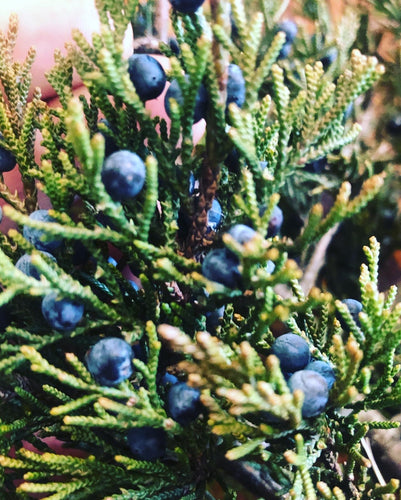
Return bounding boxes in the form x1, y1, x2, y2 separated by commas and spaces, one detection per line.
84, 335, 202, 460
21, 210, 85, 331
271, 333, 336, 418
201, 210, 282, 288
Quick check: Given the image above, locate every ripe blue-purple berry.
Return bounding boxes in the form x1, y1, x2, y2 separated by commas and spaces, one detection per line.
265, 260, 275, 274
304, 156, 327, 173
97, 119, 118, 158
305, 360, 336, 390
205, 305, 225, 334
277, 20, 298, 59
164, 78, 208, 124
340, 298, 363, 328
226, 64, 245, 111
86, 337, 134, 386
188, 171, 197, 195
159, 372, 179, 387
278, 42, 292, 59
16, 252, 56, 280
41, 292, 84, 331
127, 426, 166, 461
207, 199, 222, 232
387, 115, 401, 136
202, 248, 241, 289
227, 225, 275, 274
167, 382, 202, 425
0, 134, 16, 172
278, 20, 298, 43
320, 47, 338, 70
267, 205, 283, 238
128, 54, 167, 101
168, 37, 180, 55
168, 0, 205, 14
271, 333, 310, 373
23, 210, 63, 253
258, 204, 284, 237
287, 370, 329, 418
228, 224, 257, 245
101, 150, 146, 202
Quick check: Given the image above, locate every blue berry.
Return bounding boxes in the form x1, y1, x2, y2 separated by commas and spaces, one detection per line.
127, 426, 166, 461
41, 292, 84, 331
340, 298, 363, 328
168, 37, 180, 56
205, 305, 225, 333
320, 47, 338, 70
202, 248, 241, 289
258, 205, 283, 237
304, 156, 327, 173
267, 205, 283, 238
387, 115, 401, 136
265, 260, 275, 274
164, 78, 208, 124
132, 342, 147, 363
228, 224, 256, 245
167, 382, 202, 425
0, 205, 2, 223
287, 370, 329, 418
277, 20, 298, 59
23, 210, 63, 253
305, 360, 336, 390
168, 0, 205, 14
16, 252, 56, 280
159, 372, 179, 386
188, 171, 197, 195
86, 337, 134, 386
226, 64, 245, 111
101, 150, 146, 202
128, 54, 167, 101
0, 134, 16, 172
271, 333, 310, 373
97, 119, 118, 158
207, 199, 222, 232
278, 20, 298, 43
278, 42, 292, 59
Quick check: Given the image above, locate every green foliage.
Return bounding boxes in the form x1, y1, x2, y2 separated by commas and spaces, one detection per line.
0, 0, 399, 498
368, 0, 401, 27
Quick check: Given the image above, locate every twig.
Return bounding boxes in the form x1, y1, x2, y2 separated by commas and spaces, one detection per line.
300, 223, 339, 294
361, 437, 386, 486
155, 0, 170, 43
